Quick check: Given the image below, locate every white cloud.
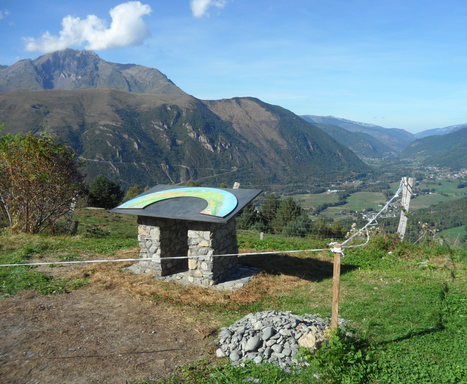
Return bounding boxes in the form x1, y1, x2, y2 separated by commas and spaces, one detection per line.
24, 1, 152, 53
190, 0, 228, 18
0, 10, 10, 20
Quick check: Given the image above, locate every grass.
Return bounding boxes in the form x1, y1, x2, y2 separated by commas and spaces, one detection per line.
411, 193, 455, 210
1, 209, 466, 383
292, 192, 340, 210
418, 180, 467, 196
411, 180, 467, 210
318, 192, 386, 220
0, 208, 137, 297
344, 192, 386, 211
437, 226, 467, 247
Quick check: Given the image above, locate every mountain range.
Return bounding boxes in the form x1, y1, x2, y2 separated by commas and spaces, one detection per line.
401, 127, 467, 170
414, 123, 467, 139
0, 50, 370, 189
0, 49, 185, 95
301, 115, 415, 153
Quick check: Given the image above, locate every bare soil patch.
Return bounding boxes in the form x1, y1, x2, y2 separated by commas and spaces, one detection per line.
0, 286, 215, 384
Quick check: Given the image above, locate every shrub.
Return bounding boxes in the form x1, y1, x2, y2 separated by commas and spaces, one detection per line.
87, 175, 123, 209
0, 133, 83, 233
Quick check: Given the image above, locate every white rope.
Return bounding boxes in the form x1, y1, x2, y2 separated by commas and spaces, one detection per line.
342, 228, 370, 249
342, 180, 403, 248
0, 247, 329, 268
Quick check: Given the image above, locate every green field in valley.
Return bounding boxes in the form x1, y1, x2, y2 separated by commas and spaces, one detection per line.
343, 191, 387, 210
411, 193, 454, 210
436, 226, 467, 246
411, 180, 467, 210
292, 192, 340, 210
318, 191, 387, 220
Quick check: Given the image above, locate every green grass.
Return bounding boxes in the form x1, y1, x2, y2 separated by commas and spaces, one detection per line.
318, 191, 386, 220
157, 234, 466, 384
411, 193, 455, 210
0, 208, 138, 297
293, 192, 340, 210
437, 226, 467, 247
411, 180, 467, 210
0, 240, 89, 296
344, 192, 386, 211
418, 180, 467, 196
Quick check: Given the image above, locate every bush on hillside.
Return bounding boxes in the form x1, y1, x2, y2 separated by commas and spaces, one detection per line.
0, 133, 83, 233
87, 175, 123, 209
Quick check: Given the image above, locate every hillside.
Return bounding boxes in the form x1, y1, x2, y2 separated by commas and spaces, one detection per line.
415, 123, 467, 139
300, 120, 394, 159
401, 127, 467, 170
0, 49, 185, 95
204, 97, 368, 174
302, 115, 415, 152
0, 89, 369, 189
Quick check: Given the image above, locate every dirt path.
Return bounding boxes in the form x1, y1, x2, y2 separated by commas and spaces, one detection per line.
0, 287, 215, 383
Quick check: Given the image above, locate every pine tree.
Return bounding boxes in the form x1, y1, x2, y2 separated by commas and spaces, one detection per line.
271, 197, 303, 233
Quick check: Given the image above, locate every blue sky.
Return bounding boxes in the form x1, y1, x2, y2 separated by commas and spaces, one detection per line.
1, 0, 466, 132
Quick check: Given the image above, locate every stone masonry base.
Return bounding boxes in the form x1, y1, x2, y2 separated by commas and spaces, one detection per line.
128, 216, 240, 287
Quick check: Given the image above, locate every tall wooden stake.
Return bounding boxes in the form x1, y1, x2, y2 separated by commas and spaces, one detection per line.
397, 177, 415, 240
331, 243, 342, 330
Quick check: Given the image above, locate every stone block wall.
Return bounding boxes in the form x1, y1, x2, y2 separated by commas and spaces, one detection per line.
132, 216, 188, 276
129, 216, 238, 287
186, 220, 238, 286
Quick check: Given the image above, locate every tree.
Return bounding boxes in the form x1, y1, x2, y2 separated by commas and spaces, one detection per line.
282, 214, 313, 237
271, 197, 303, 233
122, 184, 142, 203
0, 133, 83, 233
236, 204, 261, 230
87, 176, 123, 209
259, 194, 280, 232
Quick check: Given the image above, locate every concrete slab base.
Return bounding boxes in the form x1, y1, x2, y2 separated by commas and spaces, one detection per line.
154, 265, 261, 291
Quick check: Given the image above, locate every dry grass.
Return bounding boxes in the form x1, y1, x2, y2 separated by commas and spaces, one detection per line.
66, 248, 329, 311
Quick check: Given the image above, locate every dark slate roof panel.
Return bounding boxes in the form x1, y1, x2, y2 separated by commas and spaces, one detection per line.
111, 185, 262, 224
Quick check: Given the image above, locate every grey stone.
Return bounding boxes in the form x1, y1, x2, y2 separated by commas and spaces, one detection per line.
253, 355, 263, 364
271, 344, 283, 354
262, 326, 274, 340
244, 336, 262, 352
229, 351, 240, 361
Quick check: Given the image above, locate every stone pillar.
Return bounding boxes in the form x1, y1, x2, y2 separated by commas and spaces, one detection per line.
187, 220, 238, 286
131, 216, 188, 276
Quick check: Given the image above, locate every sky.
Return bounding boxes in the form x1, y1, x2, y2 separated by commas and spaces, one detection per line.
0, 0, 466, 133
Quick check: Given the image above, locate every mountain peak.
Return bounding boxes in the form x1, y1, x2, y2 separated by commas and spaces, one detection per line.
0, 49, 185, 95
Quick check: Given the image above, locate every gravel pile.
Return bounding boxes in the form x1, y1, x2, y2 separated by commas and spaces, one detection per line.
216, 311, 331, 368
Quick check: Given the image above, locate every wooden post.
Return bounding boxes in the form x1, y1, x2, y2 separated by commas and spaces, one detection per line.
331, 243, 342, 330
397, 177, 415, 240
